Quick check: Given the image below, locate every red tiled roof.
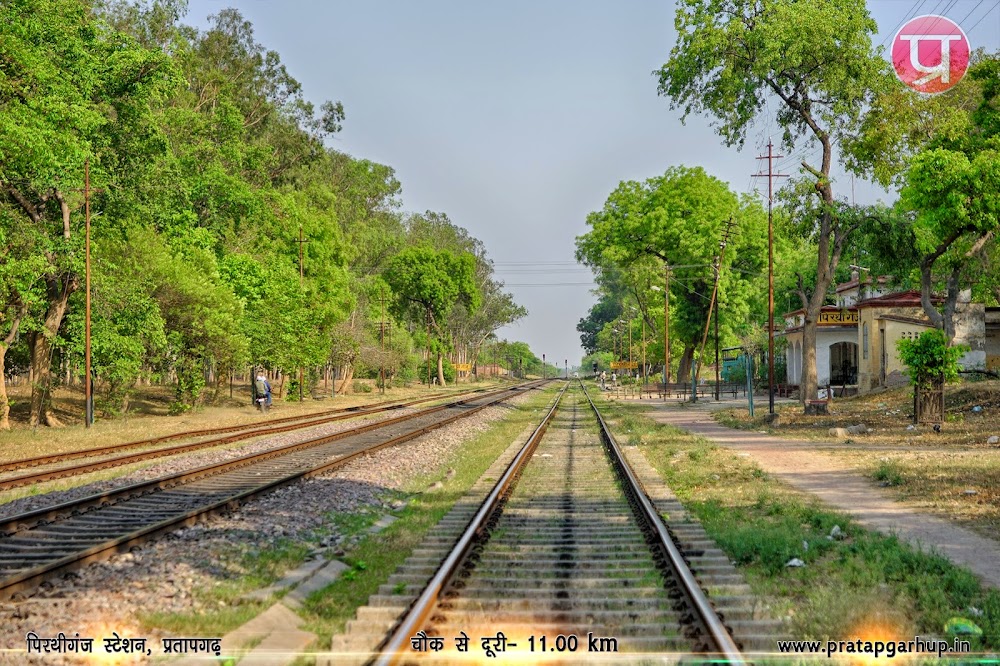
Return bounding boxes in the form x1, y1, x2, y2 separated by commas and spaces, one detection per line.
781, 305, 857, 318
856, 290, 942, 308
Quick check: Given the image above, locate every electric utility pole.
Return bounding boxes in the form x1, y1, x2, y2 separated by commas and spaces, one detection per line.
380, 286, 387, 395
664, 264, 670, 397
753, 139, 788, 415
694, 218, 737, 399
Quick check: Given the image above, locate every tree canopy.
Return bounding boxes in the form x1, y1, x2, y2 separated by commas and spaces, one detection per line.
0, 0, 526, 427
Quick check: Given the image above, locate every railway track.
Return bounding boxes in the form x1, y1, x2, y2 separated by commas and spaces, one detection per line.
331, 382, 781, 664
0, 388, 491, 492
0, 381, 546, 600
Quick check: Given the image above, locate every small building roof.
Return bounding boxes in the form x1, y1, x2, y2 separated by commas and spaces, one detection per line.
835, 275, 891, 293
875, 313, 934, 327
856, 290, 942, 308
781, 304, 857, 318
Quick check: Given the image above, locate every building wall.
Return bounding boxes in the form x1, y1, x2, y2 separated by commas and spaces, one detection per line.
784, 328, 857, 392
857, 308, 879, 392
815, 329, 857, 389
954, 302, 986, 370
858, 305, 932, 392
784, 330, 802, 384
987, 330, 1000, 371
881, 319, 934, 387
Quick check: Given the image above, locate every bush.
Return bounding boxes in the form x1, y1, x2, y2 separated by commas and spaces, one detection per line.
897, 329, 968, 388
352, 380, 373, 393
417, 358, 456, 384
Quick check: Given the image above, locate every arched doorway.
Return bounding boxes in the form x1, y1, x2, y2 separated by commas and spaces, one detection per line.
829, 341, 858, 385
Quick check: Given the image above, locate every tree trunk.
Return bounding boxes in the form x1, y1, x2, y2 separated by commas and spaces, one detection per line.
676, 345, 694, 384
800, 305, 819, 403
0, 345, 10, 430
437, 351, 446, 386
29, 279, 74, 427
336, 364, 354, 394
0, 309, 25, 430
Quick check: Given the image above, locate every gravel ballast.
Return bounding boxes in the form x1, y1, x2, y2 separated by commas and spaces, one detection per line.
0, 393, 533, 663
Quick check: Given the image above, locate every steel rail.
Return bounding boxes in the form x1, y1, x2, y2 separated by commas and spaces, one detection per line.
0, 390, 490, 491
0, 382, 547, 600
580, 382, 745, 664
0, 388, 489, 476
371, 382, 568, 666
0, 383, 541, 537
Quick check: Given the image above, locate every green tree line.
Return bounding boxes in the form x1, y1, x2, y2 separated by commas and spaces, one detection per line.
576, 0, 1000, 405
0, 0, 527, 428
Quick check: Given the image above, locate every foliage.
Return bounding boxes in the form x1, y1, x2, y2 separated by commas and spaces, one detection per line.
0, 1, 524, 424
654, 0, 893, 403
656, 0, 890, 151
576, 166, 767, 378
351, 380, 373, 394
896, 330, 969, 389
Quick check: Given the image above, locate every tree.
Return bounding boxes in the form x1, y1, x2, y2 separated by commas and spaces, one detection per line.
898, 329, 968, 424
656, 0, 893, 403
384, 247, 480, 386
0, 0, 178, 425
850, 58, 1000, 342
576, 166, 767, 380
899, 60, 1000, 342
578, 298, 623, 355
404, 212, 524, 375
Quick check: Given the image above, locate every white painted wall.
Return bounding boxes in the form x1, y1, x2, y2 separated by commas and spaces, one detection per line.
815, 329, 858, 389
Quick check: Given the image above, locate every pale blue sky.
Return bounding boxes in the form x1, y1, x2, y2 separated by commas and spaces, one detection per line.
185, 0, 1000, 365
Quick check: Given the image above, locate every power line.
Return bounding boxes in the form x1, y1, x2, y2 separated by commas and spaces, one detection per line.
967, 0, 1000, 32
880, 0, 927, 46
958, 0, 989, 26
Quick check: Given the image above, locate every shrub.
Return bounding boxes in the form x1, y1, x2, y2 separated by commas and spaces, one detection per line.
896, 329, 968, 388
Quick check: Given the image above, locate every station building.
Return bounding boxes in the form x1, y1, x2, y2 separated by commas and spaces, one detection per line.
781, 271, 1000, 396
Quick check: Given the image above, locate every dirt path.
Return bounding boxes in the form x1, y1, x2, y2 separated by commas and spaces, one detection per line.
640, 401, 1000, 589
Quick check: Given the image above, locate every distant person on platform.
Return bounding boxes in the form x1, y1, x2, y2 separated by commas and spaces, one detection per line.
255, 373, 272, 407
600, 370, 607, 389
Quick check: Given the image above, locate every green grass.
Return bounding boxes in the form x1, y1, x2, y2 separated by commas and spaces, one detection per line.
872, 459, 906, 487
601, 401, 1000, 649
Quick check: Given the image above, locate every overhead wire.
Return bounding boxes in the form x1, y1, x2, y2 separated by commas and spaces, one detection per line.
880, 0, 928, 46
966, 0, 1000, 32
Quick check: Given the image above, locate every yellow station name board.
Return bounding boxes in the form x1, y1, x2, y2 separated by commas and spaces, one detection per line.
818, 310, 859, 326
453, 363, 472, 372
610, 361, 638, 370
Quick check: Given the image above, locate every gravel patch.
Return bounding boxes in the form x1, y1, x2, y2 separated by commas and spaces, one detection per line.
0, 392, 534, 663
0, 408, 422, 521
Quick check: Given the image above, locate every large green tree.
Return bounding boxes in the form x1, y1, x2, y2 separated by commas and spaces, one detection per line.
655, 0, 893, 403
0, 0, 177, 425
385, 246, 480, 386
576, 166, 767, 380
848, 58, 1000, 343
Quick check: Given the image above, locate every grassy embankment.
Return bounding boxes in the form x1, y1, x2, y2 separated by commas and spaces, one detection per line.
603, 399, 1000, 650
714, 381, 1000, 542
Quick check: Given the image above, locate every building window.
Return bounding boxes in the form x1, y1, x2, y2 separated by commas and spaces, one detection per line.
862, 323, 869, 359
